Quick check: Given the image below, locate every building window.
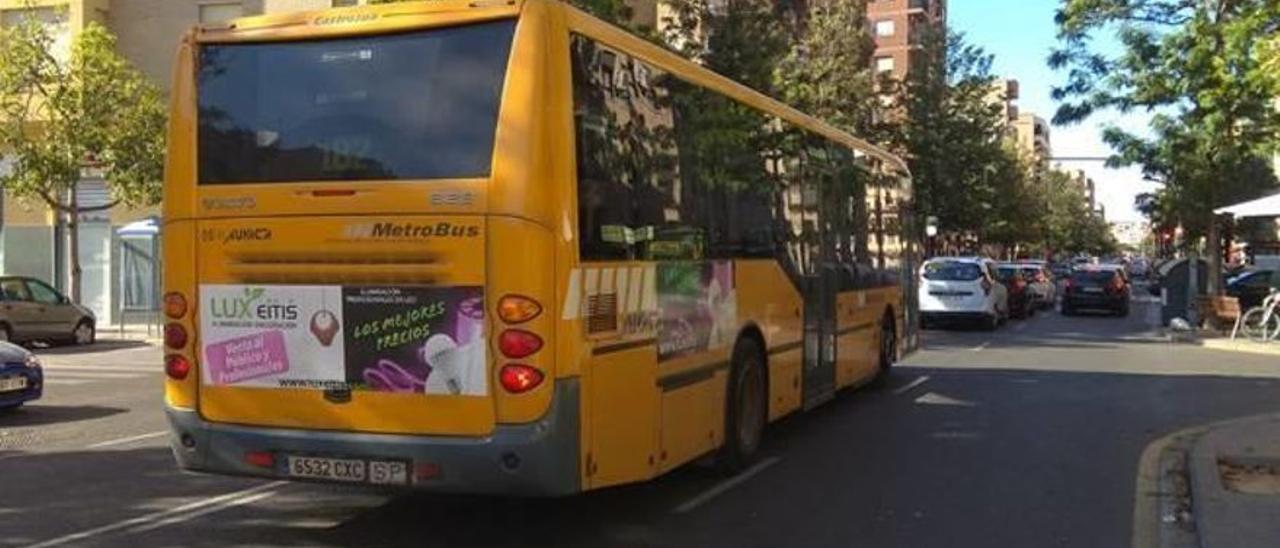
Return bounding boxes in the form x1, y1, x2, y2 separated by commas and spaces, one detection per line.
1, 8, 71, 63
875, 56, 895, 73
875, 20, 895, 37
199, 2, 244, 24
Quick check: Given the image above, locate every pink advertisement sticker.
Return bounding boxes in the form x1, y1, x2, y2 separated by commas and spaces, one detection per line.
205, 330, 290, 385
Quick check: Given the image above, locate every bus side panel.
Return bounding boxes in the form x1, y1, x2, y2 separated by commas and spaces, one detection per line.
835, 291, 877, 389
734, 260, 803, 421
584, 345, 660, 489
657, 367, 727, 474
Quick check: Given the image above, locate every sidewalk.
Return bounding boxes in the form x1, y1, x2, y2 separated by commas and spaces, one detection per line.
1152, 413, 1280, 548
100, 323, 163, 344
1199, 336, 1280, 357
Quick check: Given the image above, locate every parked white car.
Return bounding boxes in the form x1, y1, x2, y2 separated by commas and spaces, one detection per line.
918, 257, 1009, 330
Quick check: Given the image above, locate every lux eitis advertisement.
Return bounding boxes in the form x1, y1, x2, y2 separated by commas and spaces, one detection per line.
200, 285, 487, 395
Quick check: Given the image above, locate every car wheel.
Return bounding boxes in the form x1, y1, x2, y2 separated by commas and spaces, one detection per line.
73, 320, 95, 346
1117, 305, 1130, 318
983, 314, 999, 331
717, 338, 767, 475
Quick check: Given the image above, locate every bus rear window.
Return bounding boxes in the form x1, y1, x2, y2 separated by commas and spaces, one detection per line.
197, 19, 516, 184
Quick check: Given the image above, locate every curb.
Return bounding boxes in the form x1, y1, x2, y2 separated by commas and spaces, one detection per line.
1132, 425, 1210, 548
1133, 413, 1280, 548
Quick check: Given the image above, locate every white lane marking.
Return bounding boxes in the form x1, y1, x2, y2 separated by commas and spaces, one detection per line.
673, 456, 781, 514
892, 375, 930, 395
87, 431, 169, 449
914, 392, 977, 407
970, 342, 990, 352
24, 481, 287, 548
125, 490, 277, 534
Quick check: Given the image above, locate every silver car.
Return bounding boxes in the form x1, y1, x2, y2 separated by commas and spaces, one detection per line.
0, 277, 96, 345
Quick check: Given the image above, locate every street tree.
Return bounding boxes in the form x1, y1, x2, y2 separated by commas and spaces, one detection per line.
0, 15, 166, 303
887, 29, 1022, 250
774, 0, 877, 136
1051, 0, 1280, 293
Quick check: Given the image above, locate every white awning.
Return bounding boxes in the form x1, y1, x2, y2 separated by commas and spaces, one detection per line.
1214, 193, 1280, 218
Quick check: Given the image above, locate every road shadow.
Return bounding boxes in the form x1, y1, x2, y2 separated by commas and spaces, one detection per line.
30, 339, 154, 356
0, 404, 126, 428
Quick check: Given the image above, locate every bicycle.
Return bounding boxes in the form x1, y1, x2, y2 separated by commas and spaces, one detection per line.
1233, 288, 1280, 342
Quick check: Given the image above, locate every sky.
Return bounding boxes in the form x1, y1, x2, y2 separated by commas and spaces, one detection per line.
949, 0, 1159, 222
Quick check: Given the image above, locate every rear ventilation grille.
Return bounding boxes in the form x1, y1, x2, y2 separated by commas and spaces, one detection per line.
586, 293, 618, 334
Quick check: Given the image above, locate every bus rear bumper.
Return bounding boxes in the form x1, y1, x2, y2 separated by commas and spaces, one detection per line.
165, 380, 581, 497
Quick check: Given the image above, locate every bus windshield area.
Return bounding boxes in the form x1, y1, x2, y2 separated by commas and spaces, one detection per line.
197, 19, 516, 184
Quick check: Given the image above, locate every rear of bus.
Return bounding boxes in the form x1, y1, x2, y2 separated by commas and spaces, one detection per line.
162, 0, 581, 495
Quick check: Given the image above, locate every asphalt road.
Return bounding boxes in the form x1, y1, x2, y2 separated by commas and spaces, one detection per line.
3, 299, 1280, 548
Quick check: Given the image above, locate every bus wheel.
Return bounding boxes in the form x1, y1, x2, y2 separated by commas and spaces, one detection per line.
717, 338, 766, 475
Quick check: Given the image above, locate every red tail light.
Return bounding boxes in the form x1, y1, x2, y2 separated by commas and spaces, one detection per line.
244, 451, 275, 469
1064, 278, 1075, 291
498, 295, 542, 324
164, 323, 188, 349
498, 329, 543, 359
163, 292, 188, 319
499, 364, 544, 393
165, 354, 191, 380
1108, 276, 1125, 293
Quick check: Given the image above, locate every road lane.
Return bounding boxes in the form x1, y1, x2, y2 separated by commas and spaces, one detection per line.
5, 300, 1280, 547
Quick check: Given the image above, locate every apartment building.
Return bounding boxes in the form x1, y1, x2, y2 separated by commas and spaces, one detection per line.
1013, 112, 1051, 167
0, 0, 355, 323
867, 0, 946, 79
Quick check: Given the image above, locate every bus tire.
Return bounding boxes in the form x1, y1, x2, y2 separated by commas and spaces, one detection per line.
717, 338, 766, 475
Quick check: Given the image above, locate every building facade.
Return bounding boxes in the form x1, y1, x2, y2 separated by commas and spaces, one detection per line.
0, 0, 354, 323
1012, 112, 1051, 168
867, 0, 946, 79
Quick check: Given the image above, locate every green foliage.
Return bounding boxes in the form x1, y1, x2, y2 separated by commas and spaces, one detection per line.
885, 30, 1029, 246
1051, 0, 1280, 285
0, 11, 166, 300
775, 0, 876, 135
0, 16, 166, 212
1041, 169, 1118, 256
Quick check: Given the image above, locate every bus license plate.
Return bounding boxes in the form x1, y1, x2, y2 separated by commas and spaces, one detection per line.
286, 456, 408, 485
0, 376, 27, 393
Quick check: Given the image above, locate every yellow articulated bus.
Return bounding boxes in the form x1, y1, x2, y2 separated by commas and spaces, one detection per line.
161, 0, 918, 495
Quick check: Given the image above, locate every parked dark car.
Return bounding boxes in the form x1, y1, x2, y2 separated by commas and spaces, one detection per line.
1062, 266, 1131, 317
0, 277, 96, 345
1226, 269, 1276, 310
994, 265, 1035, 319
1049, 262, 1072, 280
0, 341, 42, 410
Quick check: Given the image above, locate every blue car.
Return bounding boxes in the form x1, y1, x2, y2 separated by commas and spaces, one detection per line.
0, 342, 42, 410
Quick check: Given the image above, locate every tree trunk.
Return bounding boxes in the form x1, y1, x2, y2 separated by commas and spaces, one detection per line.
66, 186, 82, 304
1205, 214, 1222, 296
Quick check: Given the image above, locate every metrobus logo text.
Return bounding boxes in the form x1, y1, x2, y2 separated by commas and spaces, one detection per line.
343, 222, 481, 239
